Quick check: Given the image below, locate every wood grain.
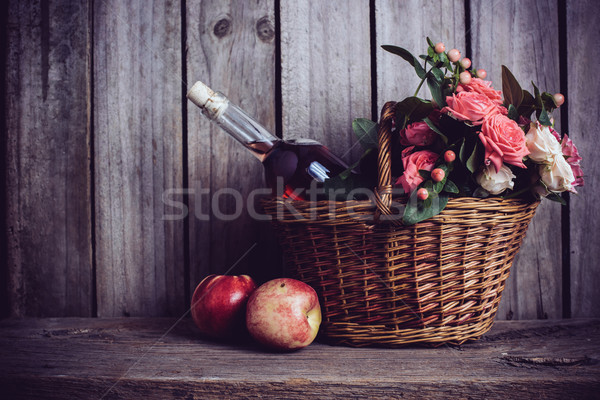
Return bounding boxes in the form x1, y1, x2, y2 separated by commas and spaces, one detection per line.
3, 0, 599, 320
185, 0, 278, 290
0, 318, 598, 399
567, 0, 600, 317
280, 0, 371, 163
375, 0, 466, 111
4, 0, 93, 316
470, 0, 563, 320
93, 0, 185, 317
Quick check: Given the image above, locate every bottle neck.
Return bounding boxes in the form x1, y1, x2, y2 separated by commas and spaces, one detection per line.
188, 81, 280, 162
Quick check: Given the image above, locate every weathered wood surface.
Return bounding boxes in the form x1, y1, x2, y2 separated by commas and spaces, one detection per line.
0, 318, 598, 399
470, 0, 563, 320
567, 0, 600, 317
280, 0, 371, 163
185, 0, 279, 290
4, 0, 93, 316
376, 0, 466, 111
93, 0, 185, 317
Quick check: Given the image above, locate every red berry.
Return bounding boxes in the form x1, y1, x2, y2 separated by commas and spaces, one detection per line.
477, 69, 487, 79
435, 42, 446, 54
444, 150, 456, 163
447, 49, 461, 62
460, 58, 472, 69
459, 71, 472, 85
553, 93, 565, 107
431, 168, 445, 182
417, 188, 429, 201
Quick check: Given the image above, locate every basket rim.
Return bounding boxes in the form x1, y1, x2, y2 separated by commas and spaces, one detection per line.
262, 195, 540, 226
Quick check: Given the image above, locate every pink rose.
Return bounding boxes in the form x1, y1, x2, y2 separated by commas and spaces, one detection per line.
560, 134, 582, 164
441, 91, 504, 125
570, 163, 584, 190
395, 146, 439, 193
399, 121, 436, 146
559, 134, 584, 189
478, 114, 530, 172
459, 78, 503, 106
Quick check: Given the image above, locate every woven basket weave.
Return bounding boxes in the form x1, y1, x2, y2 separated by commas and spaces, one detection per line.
263, 102, 539, 347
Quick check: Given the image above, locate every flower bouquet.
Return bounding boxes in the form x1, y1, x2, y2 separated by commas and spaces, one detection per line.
342, 38, 583, 224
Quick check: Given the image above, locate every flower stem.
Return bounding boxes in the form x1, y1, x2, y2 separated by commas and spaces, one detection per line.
413, 78, 427, 97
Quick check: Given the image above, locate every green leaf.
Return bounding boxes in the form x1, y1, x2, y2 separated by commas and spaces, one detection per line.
426, 37, 435, 48
381, 45, 426, 79
395, 97, 434, 123
433, 179, 445, 193
424, 117, 448, 144
352, 118, 378, 149
538, 108, 552, 126
430, 67, 444, 83
432, 164, 448, 193
458, 138, 470, 164
419, 169, 432, 180
531, 82, 552, 125
473, 187, 490, 198
546, 192, 567, 205
427, 75, 446, 107
466, 141, 484, 174
444, 180, 459, 194
402, 190, 449, 225
507, 104, 520, 122
501, 65, 524, 108
438, 51, 450, 68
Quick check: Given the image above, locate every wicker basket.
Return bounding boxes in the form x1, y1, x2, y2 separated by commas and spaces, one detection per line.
263, 102, 539, 347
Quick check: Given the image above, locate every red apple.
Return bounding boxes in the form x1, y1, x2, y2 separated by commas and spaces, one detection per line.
191, 274, 257, 339
246, 278, 321, 351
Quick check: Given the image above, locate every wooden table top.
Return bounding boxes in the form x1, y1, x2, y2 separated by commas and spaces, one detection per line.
1, 318, 598, 399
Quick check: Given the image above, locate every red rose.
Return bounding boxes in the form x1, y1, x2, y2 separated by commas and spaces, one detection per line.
479, 114, 529, 172
395, 146, 439, 193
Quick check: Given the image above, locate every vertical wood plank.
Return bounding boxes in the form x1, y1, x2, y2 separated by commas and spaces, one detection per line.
186, 0, 277, 291
376, 0, 466, 112
4, 0, 93, 316
94, 0, 184, 317
470, 0, 562, 320
568, 0, 600, 317
280, 0, 371, 163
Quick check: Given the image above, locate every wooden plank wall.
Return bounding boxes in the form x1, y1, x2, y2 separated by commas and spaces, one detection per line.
471, 0, 563, 320
4, 0, 93, 317
2, 0, 598, 319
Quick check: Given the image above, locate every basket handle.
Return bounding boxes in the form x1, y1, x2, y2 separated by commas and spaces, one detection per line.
374, 101, 397, 219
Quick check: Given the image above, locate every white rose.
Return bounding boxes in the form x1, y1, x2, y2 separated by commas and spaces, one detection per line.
476, 164, 516, 195
540, 155, 575, 193
525, 122, 562, 163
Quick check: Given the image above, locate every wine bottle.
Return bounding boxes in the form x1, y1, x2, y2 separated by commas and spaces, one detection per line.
187, 81, 350, 199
